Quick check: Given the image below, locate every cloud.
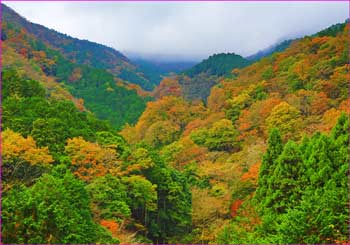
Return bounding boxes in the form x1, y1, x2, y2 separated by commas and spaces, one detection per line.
5, 1, 348, 61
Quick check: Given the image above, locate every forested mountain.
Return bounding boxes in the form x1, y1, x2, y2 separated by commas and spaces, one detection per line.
316, 20, 349, 37
246, 20, 349, 62
2, 4, 150, 129
2, 4, 349, 244
2, 4, 157, 91
150, 53, 251, 102
2, 70, 191, 244
121, 22, 349, 243
131, 58, 197, 85
246, 39, 295, 61
184, 53, 251, 77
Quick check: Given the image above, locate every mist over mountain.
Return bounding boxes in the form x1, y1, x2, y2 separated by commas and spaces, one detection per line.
6, 1, 348, 59
2, 3, 349, 245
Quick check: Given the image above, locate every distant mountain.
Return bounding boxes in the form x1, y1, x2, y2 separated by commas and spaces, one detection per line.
246, 20, 349, 62
158, 53, 250, 101
153, 19, 350, 103
2, 4, 155, 90
183, 53, 251, 78
246, 39, 295, 61
315, 19, 349, 37
131, 58, 197, 85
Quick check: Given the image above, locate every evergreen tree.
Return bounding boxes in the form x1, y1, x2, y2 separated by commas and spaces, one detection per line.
255, 128, 283, 212
2, 165, 117, 244
269, 141, 303, 213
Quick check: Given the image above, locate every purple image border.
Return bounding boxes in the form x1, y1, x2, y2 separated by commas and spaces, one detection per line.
0, 0, 349, 244
0, 0, 349, 2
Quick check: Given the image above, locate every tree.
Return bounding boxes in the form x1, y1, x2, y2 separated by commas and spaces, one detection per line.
146, 163, 192, 243
65, 137, 120, 182
225, 92, 252, 123
123, 147, 155, 175
266, 102, 302, 140
268, 141, 303, 213
123, 175, 157, 225
207, 87, 226, 112
86, 175, 131, 222
2, 129, 53, 186
252, 115, 349, 243
310, 92, 329, 115
144, 120, 180, 148
129, 96, 194, 142
237, 97, 282, 137
276, 179, 348, 244
96, 131, 129, 157
2, 165, 117, 244
160, 137, 207, 170
254, 128, 283, 212
2, 69, 46, 99
191, 119, 239, 152
31, 118, 68, 154
152, 77, 182, 99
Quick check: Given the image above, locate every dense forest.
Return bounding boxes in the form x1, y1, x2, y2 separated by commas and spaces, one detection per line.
2, 4, 152, 129
1, 4, 349, 244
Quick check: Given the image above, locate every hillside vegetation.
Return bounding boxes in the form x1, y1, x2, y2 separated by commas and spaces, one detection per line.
121, 22, 350, 243
2, 4, 150, 129
2, 4, 157, 90
2, 5, 349, 244
172, 53, 251, 101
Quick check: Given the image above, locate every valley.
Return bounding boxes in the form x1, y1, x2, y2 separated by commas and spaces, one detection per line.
1, 3, 349, 244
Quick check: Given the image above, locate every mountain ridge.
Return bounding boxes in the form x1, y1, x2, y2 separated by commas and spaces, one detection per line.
1, 4, 349, 244
2, 3, 157, 91
2, 3, 150, 129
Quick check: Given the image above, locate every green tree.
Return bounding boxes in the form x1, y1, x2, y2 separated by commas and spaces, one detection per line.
96, 131, 129, 157
2, 165, 116, 244
86, 175, 131, 221
2, 69, 46, 99
269, 141, 303, 213
123, 175, 157, 225
254, 128, 283, 211
191, 119, 239, 152
225, 92, 252, 123
142, 151, 192, 243
31, 118, 67, 155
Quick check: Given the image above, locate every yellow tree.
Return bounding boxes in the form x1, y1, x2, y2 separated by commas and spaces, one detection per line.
266, 102, 303, 140
144, 120, 180, 148
2, 129, 53, 186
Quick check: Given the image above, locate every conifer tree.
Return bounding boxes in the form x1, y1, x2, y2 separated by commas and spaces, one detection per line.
255, 128, 283, 212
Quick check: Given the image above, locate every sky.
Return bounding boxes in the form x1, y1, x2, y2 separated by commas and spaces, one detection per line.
4, 1, 349, 61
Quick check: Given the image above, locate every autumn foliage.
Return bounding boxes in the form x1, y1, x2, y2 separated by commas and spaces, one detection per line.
2, 129, 54, 166
2, 6, 349, 244
65, 137, 120, 181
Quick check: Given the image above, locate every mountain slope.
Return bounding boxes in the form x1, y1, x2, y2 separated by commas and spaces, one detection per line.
246, 20, 348, 62
2, 4, 149, 129
2, 4, 349, 244
183, 53, 251, 77
121, 22, 350, 243
2, 62, 191, 245
2, 7, 191, 243
131, 58, 197, 85
2, 4, 155, 90
151, 53, 251, 102
246, 39, 295, 61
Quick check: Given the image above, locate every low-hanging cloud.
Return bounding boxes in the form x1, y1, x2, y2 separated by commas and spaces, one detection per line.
5, 1, 348, 61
